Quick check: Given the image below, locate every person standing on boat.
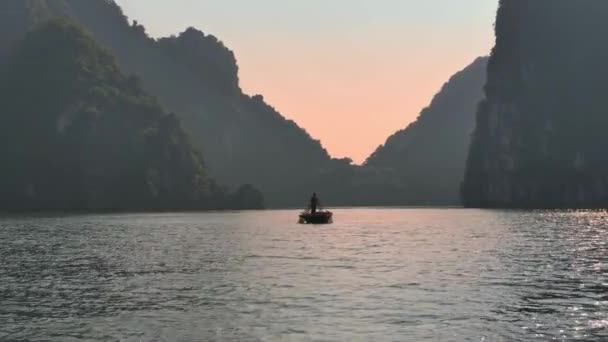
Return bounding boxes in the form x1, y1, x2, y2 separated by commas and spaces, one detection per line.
310, 193, 319, 214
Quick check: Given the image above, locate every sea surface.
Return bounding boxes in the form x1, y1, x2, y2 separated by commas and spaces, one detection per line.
2, 208, 608, 341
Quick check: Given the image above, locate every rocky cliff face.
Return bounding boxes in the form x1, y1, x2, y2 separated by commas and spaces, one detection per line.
463, 1, 608, 208
0, 0, 332, 207
364, 57, 487, 205
0, 0, 505, 208
0, 19, 263, 211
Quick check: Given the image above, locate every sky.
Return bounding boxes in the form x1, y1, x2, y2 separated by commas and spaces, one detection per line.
115, 0, 499, 163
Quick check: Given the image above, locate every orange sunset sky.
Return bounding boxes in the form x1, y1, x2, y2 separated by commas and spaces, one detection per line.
116, 0, 499, 163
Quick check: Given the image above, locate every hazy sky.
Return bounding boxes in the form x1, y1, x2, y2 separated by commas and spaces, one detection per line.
115, 0, 498, 163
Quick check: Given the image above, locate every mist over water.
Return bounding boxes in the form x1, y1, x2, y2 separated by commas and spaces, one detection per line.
2, 209, 608, 340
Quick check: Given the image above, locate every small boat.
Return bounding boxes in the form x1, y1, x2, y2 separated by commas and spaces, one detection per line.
299, 210, 333, 224
299, 193, 333, 224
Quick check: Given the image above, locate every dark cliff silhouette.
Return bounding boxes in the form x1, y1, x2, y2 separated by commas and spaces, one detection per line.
361, 57, 488, 205
0, 0, 334, 207
463, 1, 608, 208
0, 19, 263, 211
0, 0, 492, 208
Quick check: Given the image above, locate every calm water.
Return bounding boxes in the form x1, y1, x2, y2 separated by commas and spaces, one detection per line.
2, 209, 608, 341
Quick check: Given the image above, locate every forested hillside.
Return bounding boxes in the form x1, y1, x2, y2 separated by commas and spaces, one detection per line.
0, 19, 263, 211
0, 0, 332, 206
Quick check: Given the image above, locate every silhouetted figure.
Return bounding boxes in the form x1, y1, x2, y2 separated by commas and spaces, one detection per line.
300, 192, 332, 224
310, 193, 319, 214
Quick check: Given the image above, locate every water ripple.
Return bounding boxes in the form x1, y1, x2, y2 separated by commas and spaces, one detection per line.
1, 209, 608, 341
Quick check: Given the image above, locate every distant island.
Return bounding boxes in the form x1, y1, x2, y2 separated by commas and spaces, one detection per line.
359, 57, 487, 206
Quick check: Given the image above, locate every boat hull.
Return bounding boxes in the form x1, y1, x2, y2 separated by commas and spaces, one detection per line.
299, 212, 333, 224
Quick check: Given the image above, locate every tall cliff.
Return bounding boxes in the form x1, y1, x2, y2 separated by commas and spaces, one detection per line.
363, 57, 487, 205
0, 19, 263, 211
0, 0, 331, 207
463, 1, 608, 208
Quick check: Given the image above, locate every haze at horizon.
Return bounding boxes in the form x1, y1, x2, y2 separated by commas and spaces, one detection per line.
115, 0, 498, 163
